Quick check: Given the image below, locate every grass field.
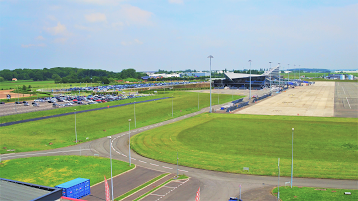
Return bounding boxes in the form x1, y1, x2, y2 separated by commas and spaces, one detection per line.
131, 113, 358, 179
0, 92, 243, 154
0, 80, 92, 90
272, 186, 357, 200
0, 156, 134, 187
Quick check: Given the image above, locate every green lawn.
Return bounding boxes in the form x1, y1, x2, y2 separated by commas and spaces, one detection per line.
131, 113, 358, 179
0, 92, 243, 154
0, 80, 92, 90
0, 156, 134, 187
272, 187, 357, 201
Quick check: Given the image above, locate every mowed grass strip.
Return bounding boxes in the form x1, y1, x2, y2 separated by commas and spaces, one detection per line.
115, 173, 169, 201
272, 187, 358, 201
0, 156, 134, 187
131, 113, 358, 179
0, 92, 243, 154
0, 94, 165, 124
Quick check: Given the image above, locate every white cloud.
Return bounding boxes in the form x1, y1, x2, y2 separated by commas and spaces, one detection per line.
36, 36, 45, 40
168, 0, 183, 4
74, 24, 94, 31
121, 39, 144, 46
134, 39, 143, 44
85, 13, 107, 23
45, 22, 68, 35
120, 5, 153, 26
54, 38, 68, 43
21, 43, 46, 48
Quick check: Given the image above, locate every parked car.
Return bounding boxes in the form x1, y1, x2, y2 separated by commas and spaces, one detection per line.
24, 102, 30, 106
15, 101, 22, 104
32, 102, 39, 107
0, 102, 5, 104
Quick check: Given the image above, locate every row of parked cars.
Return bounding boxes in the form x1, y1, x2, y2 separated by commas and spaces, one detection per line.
32, 93, 145, 108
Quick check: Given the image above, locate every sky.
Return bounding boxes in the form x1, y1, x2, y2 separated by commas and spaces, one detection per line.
0, 0, 357, 72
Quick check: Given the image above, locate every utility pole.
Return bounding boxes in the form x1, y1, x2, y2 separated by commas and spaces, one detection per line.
208, 55, 213, 113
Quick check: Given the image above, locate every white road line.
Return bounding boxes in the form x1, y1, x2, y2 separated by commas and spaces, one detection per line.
346, 97, 352, 109
162, 186, 176, 188
150, 163, 159, 166
151, 194, 165, 196
138, 160, 147, 163
178, 169, 188, 172
162, 166, 173, 169
1, 149, 91, 159
342, 86, 346, 94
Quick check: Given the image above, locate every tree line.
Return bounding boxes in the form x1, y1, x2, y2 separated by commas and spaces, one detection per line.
0, 67, 147, 84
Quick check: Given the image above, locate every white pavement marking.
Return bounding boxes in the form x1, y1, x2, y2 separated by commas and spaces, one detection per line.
342, 86, 346, 94
1, 149, 91, 159
346, 97, 352, 109
138, 160, 147, 163
162, 186, 176, 188
178, 169, 188, 172
162, 166, 173, 169
151, 194, 165, 196
150, 163, 159, 166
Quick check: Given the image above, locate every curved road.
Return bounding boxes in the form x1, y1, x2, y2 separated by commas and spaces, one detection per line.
2, 95, 357, 200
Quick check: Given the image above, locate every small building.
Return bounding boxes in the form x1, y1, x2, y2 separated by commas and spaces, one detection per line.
12, 78, 17, 81
0, 178, 63, 201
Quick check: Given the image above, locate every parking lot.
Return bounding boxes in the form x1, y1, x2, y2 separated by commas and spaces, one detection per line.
0, 93, 148, 117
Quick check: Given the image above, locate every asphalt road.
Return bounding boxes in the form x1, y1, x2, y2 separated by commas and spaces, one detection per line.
2, 85, 357, 200
334, 82, 358, 118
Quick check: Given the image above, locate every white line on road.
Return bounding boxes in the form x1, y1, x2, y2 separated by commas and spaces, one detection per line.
150, 163, 159, 166
151, 194, 165, 196
178, 169, 188, 172
138, 160, 147, 163
342, 86, 346, 94
1, 149, 91, 159
346, 97, 352, 109
162, 166, 173, 169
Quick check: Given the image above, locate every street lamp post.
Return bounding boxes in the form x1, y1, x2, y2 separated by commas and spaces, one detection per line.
294, 65, 296, 80
75, 109, 77, 143
172, 95, 173, 117
248, 60, 252, 99
198, 93, 199, 110
134, 101, 136, 128
269, 62, 272, 91
299, 65, 300, 80
278, 63, 281, 87
208, 55, 213, 113
129, 119, 132, 167
291, 128, 294, 188
107, 136, 114, 201
278, 158, 280, 201
287, 64, 290, 85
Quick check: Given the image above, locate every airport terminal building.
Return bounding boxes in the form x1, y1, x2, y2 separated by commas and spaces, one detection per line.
213, 66, 280, 89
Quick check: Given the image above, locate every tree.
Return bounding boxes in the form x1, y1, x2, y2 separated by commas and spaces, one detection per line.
22, 85, 27, 91
0, 77, 4, 82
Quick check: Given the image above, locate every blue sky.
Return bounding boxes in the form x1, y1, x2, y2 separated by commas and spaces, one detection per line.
0, 0, 357, 72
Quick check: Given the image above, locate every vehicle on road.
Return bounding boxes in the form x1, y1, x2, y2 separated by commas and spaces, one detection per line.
32, 103, 39, 107
15, 101, 22, 104
0, 102, 5, 104
24, 102, 30, 106
228, 197, 242, 201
